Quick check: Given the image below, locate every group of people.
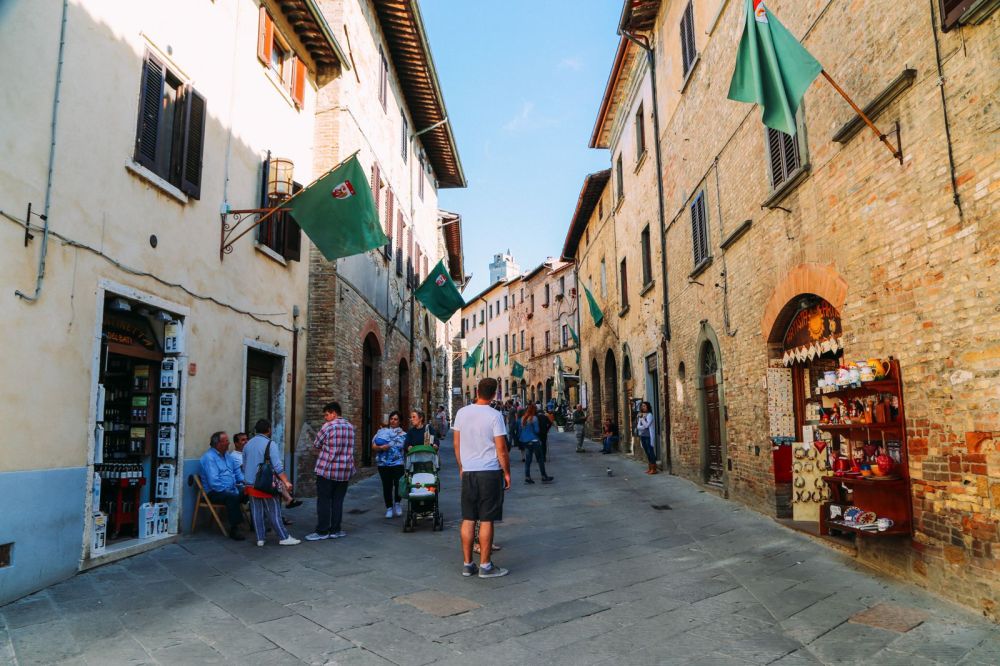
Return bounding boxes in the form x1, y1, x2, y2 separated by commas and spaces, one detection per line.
198, 403, 453, 544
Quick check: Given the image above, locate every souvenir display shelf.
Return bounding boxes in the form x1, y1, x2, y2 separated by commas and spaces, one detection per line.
816, 359, 912, 539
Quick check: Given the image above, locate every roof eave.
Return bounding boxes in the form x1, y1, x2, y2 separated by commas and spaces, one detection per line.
589, 36, 629, 149
561, 169, 611, 260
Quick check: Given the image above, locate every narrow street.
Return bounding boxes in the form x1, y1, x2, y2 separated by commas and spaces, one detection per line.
2, 430, 997, 665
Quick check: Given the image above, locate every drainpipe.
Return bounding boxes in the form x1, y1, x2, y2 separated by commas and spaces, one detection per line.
289, 305, 300, 488
16, 0, 68, 303
621, 28, 672, 473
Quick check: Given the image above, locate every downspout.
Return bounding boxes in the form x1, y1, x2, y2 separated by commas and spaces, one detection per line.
289, 305, 300, 487
621, 28, 672, 473
928, 0, 963, 221
16, 0, 69, 303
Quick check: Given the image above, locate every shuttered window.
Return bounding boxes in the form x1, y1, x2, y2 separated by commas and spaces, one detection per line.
378, 45, 388, 110
640, 225, 653, 286
615, 154, 624, 203
940, 0, 978, 30
620, 258, 629, 309
690, 192, 710, 267
256, 162, 301, 262
680, 1, 697, 78
396, 210, 404, 276
766, 127, 802, 190
133, 52, 206, 199
635, 102, 646, 160
258, 8, 307, 107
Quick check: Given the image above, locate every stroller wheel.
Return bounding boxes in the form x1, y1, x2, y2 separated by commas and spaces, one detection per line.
402, 503, 414, 532
433, 511, 444, 531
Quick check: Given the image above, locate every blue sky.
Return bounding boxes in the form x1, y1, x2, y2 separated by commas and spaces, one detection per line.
420, 1, 621, 296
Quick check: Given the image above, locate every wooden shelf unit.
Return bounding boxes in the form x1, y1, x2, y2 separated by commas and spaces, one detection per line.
817, 359, 913, 539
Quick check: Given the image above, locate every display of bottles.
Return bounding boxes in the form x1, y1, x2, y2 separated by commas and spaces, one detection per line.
101, 406, 129, 432
95, 463, 144, 481
131, 405, 148, 421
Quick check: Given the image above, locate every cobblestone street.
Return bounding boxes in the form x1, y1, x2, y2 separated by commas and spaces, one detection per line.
3, 431, 998, 665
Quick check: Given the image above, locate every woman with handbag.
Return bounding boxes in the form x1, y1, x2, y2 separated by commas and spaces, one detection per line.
637, 402, 657, 474
372, 411, 406, 519
242, 419, 300, 546
518, 404, 553, 484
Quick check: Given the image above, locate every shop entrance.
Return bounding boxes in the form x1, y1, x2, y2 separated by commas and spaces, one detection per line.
90, 288, 185, 560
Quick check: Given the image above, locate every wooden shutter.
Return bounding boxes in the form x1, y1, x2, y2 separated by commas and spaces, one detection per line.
257, 7, 273, 64
680, 1, 696, 75
283, 213, 302, 261
766, 127, 801, 189
291, 57, 306, 108
691, 193, 708, 265
134, 54, 165, 171
941, 0, 976, 30
179, 86, 206, 199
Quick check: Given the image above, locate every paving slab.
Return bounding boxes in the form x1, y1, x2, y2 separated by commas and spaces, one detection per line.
3, 430, 998, 665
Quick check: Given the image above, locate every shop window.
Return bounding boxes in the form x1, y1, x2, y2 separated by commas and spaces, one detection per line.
680, 0, 697, 78
690, 192, 710, 268
134, 52, 206, 198
257, 159, 302, 261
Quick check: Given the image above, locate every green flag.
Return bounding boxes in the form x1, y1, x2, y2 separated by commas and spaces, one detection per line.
415, 259, 465, 322
583, 285, 604, 328
463, 340, 483, 377
504, 352, 509, 365
568, 326, 580, 347
727, 0, 822, 135
283, 154, 388, 261
511, 361, 525, 379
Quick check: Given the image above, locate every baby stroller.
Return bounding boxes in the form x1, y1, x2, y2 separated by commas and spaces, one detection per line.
398, 444, 444, 532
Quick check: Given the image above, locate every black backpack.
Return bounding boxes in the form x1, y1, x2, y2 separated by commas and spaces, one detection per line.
537, 413, 552, 436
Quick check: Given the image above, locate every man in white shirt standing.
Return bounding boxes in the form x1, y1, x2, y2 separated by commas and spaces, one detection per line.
453, 377, 511, 578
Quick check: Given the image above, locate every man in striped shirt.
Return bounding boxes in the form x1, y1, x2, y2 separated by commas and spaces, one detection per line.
305, 401, 357, 541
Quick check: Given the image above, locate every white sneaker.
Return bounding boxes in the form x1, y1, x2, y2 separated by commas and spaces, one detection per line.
393, 503, 402, 517
256, 540, 265, 547
304, 532, 330, 541
385, 508, 394, 519
278, 536, 301, 546
329, 531, 347, 539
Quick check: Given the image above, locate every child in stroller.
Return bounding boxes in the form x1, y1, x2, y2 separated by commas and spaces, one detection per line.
398, 444, 444, 532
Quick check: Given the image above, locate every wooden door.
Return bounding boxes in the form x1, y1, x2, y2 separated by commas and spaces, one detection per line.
704, 374, 724, 485
361, 340, 376, 466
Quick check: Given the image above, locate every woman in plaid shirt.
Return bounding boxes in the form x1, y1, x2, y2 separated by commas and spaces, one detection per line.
305, 401, 357, 541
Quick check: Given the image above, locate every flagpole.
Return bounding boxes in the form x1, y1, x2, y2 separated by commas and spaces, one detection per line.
820, 71, 901, 163
222, 149, 363, 254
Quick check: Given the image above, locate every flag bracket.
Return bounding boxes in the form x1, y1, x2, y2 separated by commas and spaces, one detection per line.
219, 207, 285, 261
821, 71, 903, 166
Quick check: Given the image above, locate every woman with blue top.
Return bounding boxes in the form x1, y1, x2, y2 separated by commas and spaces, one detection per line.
519, 404, 554, 484
372, 411, 406, 518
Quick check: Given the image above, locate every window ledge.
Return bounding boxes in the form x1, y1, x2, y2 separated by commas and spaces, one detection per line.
614, 196, 625, 214
720, 219, 753, 251
634, 150, 648, 174
254, 241, 288, 266
689, 256, 713, 280
680, 54, 701, 94
125, 161, 188, 204
831, 69, 916, 144
639, 280, 656, 297
762, 164, 810, 209
618, 304, 631, 318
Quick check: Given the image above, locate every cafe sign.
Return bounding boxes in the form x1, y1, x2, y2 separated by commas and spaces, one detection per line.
781, 301, 842, 366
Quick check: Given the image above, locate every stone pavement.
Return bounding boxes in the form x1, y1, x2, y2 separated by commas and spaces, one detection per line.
3, 431, 999, 665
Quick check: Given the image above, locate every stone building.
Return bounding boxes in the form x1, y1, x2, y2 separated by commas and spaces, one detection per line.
609, 0, 999, 618
458, 279, 510, 403
302, 0, 465, 487
564, 32, 670, 455
0, 0, 347, 602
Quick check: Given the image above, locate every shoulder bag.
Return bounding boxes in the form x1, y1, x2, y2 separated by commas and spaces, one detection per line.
253, 441, 278, 495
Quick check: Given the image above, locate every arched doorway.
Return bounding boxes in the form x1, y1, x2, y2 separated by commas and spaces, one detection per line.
590, 359, 602, 432
361, 333, 382, 466
398, 359, 410, 419
698, 333, 725, 486
544, 378, 553, 404
604, 350, 619, 442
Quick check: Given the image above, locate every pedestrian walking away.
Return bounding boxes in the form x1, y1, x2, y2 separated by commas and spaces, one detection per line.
518, 404, 553, 484
453, 377, 511, 578
242, 420, 300, 546
572, 404, 587, 452
537, 407, 553, 462
305, 402, 357, 541
432, 404, 450, 448
637, 401, 658, 474
372, 411, 406, 519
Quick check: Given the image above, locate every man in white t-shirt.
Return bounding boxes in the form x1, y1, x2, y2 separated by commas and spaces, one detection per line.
453, 377, 511, 578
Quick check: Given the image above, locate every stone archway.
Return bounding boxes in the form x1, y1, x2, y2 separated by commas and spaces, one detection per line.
590, 358, 603, 432
361, 333, 382, 466
604, 350, 619, 436
761, 263, 848, 342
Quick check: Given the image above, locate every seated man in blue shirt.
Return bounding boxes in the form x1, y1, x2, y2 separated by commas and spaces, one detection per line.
199, 431, 245, 540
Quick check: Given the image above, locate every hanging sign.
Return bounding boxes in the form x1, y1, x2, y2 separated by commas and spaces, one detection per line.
103, 316, 158, 351
781, 301, 842, 366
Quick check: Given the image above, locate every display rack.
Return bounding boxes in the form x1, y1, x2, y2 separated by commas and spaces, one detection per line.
817, 359, 912, 538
